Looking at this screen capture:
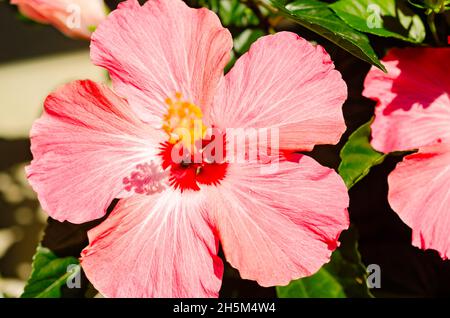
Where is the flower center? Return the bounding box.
[159,93,228,192]
[162,92,206,151]
[123,94,227,196]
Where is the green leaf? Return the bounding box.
[277,267,346,298]
[21,246,80,298]
[270,0,386,72]
[326,228,374,297]
[339,119,386,189]
[277,227,373,298]
[330,0,426,43]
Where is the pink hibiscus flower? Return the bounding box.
[11,0,107,39]
[27,0,349,297]
[364,47,450,259]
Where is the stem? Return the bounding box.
[427,12,442,45]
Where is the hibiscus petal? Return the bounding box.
[81,190,223,297]
[207,154,349,286]
[364,48,450,153]
[90,0,233,122]
[11,1,49,23]
[209,32,347,151]
[388,143,450,259]
[26,80,162,224]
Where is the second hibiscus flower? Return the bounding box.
[364,47,450,260]
[26,0,349,297]
[11,0,107,39]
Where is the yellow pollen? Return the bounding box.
[162,93,206,149]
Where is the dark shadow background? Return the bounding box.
[1,0,449,298]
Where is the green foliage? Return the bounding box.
[195,0,267,71]
[330,0,426,43]
[408,0,450,14]
[277,227,373,298]
[339,119,386,189]
[21,246,80,298]
[270,0,386,71]
[198,0,259,27]
[225,28,265,71]
[234,28,266,54]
